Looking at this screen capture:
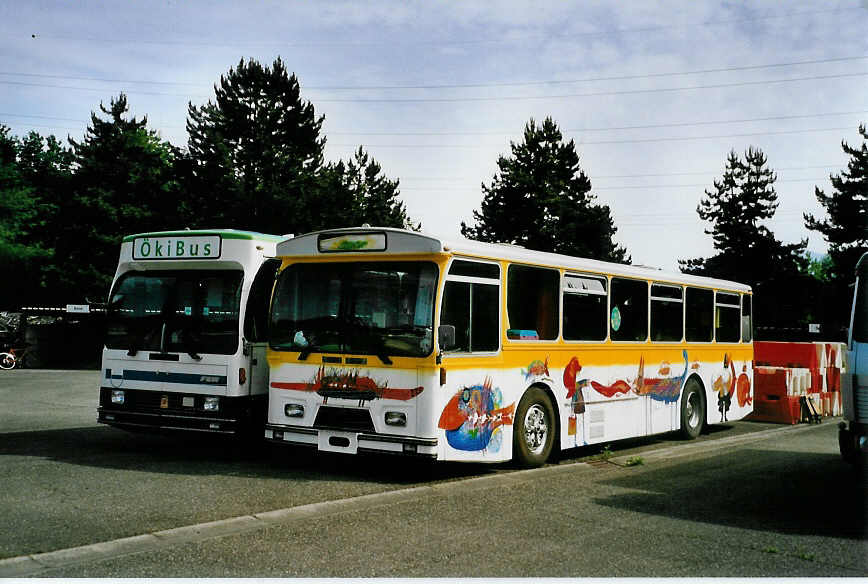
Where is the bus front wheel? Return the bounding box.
[680,380,704,440]
[513,387,556,468]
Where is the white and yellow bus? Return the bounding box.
[265,227,754,466]
[98,229,287,436]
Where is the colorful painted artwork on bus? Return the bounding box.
[270,366,424,404]
[522,356,550,381]
[737,365,752,407]
[635,350,689,404]
[713,356,736,421]
[563,357,589,439]
[438,377,515,452]
[565,350,690,404]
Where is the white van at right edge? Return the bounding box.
[840,251,868,463]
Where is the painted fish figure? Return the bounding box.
[737,365,752,407]
[635,350,689,404]
[271,366,423,404]
[438,377,515,452]
[522,356,550,380]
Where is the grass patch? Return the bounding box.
[624,456,644,467]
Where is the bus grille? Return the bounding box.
[856,380,868,423]
[314,407,375,432]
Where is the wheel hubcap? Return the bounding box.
[523,404,549,455]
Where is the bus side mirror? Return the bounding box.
[438,325,456,351]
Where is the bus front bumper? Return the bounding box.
[264,423,438,458]
[97,388,264,435]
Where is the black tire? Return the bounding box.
[838,424,863,466]
[679,379,705,440]
[513,387,556,467]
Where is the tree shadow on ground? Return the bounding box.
[0,425,488,485]
[592,445,866,540]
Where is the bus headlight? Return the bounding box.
[111,390,125,404]
[203,396,221,411]
[385,411,407,427]
[285,403,304,418]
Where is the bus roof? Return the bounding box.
[277,226,752,293]
[122,229,288,243]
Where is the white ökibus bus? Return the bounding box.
[264,227,754,466]
[98,229,286,435]
[840,251,868,463]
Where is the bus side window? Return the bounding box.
[610,277,648,342]
[685,287,713,342]
[244,259,281,342]
[715,292,741,342]
[650,283,683,342]
[563,274,607,341]
[440,259,500,353]
[741,294,753,342]
[506,264,559,340]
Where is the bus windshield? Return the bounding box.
[105,270,243,356]
[270,261,438,359]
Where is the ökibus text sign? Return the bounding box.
[133,235,222,260]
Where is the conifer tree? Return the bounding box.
[804,124,868,282]
[55,94,180,302]
[461,117,628,262]
[185,57,325,235]
[803,124,868,335]
[0,126,48,308]
[680,147,811,337]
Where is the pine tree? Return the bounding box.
[461,117,628,262]
[54,94,180,302]
[804,124,868,282]
[0,126,50,309]
[185,57,325,235]
[680,147,811,337]
[803,124,868,336]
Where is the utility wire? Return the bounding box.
[329,126,856,148]
[315,72,868,103]
[4,109,865,135]
[1,72,864,103]
[2,55,864,91]
[26,6,865,48]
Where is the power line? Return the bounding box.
[307,56,868,91]
[327,111,868,136]
[329,126,855,148]
[314,72,868,103]
[4,109,865,136]
[399,178,829,192]
[0,55,864,94]
[1,71,864,103]
[26,6,864,49]
[401,166,842,181]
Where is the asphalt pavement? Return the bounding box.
[1,369,865,577]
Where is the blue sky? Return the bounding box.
[1,0,866,269]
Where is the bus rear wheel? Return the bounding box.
[513,387,556,468]
[680,379,704,440]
